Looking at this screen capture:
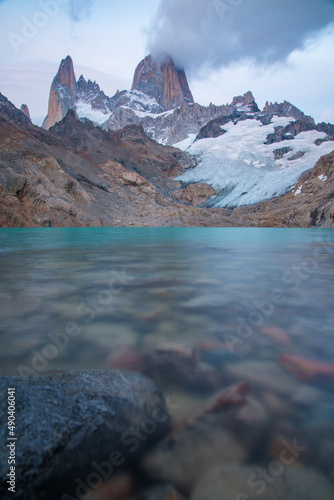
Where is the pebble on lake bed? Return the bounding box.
[191,464,334,500]
[90,473,133,500]
[125,484,187,500]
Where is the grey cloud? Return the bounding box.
[147,0,334,73]
[68,0,95,22]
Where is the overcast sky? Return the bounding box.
[0,0,333,125]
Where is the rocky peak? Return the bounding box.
[77,75,101,95]
[231,91,260,112]
[232,91,255,107]
[263,100,315,125]
[77,75,109,112]
[42,55,78,130]
[131,53,194,111]
[56,55,77,95]
[20,104,31,121]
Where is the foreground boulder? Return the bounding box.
[0,370,170,500]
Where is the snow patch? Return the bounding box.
[75,100,111,125]
[125,90,160,109]
[119,106,176,119]
[318,174,328,182]
[294,183,306,196]
[174,134,197,151]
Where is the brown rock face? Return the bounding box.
[131,54,194,111]
[20,104,31,121]
[173,183,220,206]
[42,55,78,130]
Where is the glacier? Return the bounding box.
[175,116,334,208]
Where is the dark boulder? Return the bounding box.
[0,370,170,500]
[196,121,227,141]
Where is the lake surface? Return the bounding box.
[1,228,334,497]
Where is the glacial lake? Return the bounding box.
[1,227,334,496]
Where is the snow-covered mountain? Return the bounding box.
[42,55,233,144]
[175,111,334,207]
[41,54,334,209]
[43,56,168,130]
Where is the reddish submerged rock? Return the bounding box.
[259,326,290,346]
[279,354,334,382]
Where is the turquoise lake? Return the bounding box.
[0,227,334,494]
[0,228,333,373]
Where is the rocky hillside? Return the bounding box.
[0,93,235,227]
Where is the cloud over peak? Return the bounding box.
[147,0,334,74]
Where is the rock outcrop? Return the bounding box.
[42,55,78,130]
[173,183,220,206]
[195,108,262,142]
[77,75,111,113]
[263,100,315,125]
[20,104,31,121]
[231,91,260,112]
[0,371,170,500]
[0,93,32,128]
[196,120,227,141]
[131,53,194,111]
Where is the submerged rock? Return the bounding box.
[259,326,290,346]
[144,345,224,392]
[191,464,334,500]
[279,354,334,383]
[0,371,170,500]
[143,424,246,494]
[142,384,255,494]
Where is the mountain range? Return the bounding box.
[0,53,333,227]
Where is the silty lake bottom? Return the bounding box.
[1,228,334,498]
